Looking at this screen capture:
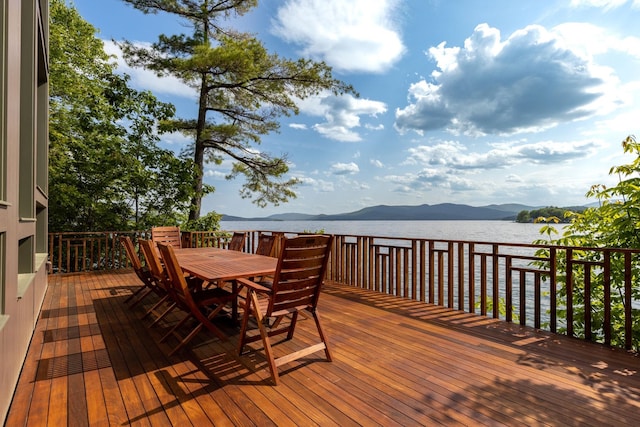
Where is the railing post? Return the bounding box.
[550,247,557,333]
[602,250,611,346]
[566,248,574,337]
[624,251,632,350]
[492,244,499,319]
[457,242,464,311]
[428,241,435,304]
[584,264,592,341]
[468,243,475,312]
[505,256,512,322]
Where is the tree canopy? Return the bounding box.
[515,206,585,223]
[533,135,640,350]
[119,0,356,220]
[49,0,199,232]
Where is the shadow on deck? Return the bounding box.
[7,270,640,426]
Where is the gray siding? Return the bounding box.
[0,0,49,424]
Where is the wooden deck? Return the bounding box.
[6,270,640,426]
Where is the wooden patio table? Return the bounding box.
[172,247,278,321]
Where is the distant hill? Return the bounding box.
[221,203,539,221]
[483,203,543,213]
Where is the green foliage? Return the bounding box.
[516,210,531,223]
[516,207,584,223]
[302,228,326,234]
[49,0,198,231]
[532,135,640,350]
[183,211,222,231]
[119,0,356,220]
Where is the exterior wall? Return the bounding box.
[0,0,49,424]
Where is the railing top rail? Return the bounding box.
[49,231,146,236]
[48,229,640,254]
[249,229,640,254]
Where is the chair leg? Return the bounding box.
[238,293,254,355]
[166,304,228,356]
[286,312,299,340]
[149,301,177,327]
[192,303,228,341]
[143,294,169,319]
[250,291,279,385]
[270,315,286,329]
[161,312,193,343]
[312,309,332,362]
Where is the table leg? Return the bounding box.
[232,280,238,324]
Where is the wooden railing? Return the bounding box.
[48,230,640,352]
[48,230,239,273]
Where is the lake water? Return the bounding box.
[221,219,572,329]
[220,219,560,244]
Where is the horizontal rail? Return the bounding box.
[48,229,640,352]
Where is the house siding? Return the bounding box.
[0,0,49,424]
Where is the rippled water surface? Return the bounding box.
[221,220,563,244]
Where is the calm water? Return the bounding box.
[220,219,559,244]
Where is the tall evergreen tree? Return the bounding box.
[119,0,355,220]
[49,0,197,231]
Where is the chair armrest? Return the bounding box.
[236,277,272,293]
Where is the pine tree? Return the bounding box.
[120,0,355,220]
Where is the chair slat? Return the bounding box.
[151,226,181,249]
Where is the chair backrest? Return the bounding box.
[139,239,166,284]
[120,235,150,283]
[228,232,246,252]
[267,234,334,317]
[120,236,142,271]
[151,226,181,249]
[157,243,193,304]
[255,234,277,257]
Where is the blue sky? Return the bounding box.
[72,0,640,217]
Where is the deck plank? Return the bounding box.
[7,270,640,426]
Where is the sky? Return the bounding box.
[71,0,640,217]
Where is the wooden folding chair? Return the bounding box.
[120,236,161,307]
[228,231,246,251]
[247,233,278,283]
[157,243,237,356]
[151,226,182,248]
[237,234,334,385]
[139,239,178,326]
[255,233,277,257]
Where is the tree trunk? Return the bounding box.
[188,70,209,221]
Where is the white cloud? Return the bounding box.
[383,169,478,193]
[552,22,640,59]
[331,162,360,175]
[289,123,308,130]
[370,159,384,168]
[271,0,405,73]
[404,139,604,170]
[395,23,623,137]
[103,40,197,99]
[159,131,192,147]
[296,176,335,192]
[297,92,387,142]
[204,169,226,179]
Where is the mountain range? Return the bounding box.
[221,203,542,221]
